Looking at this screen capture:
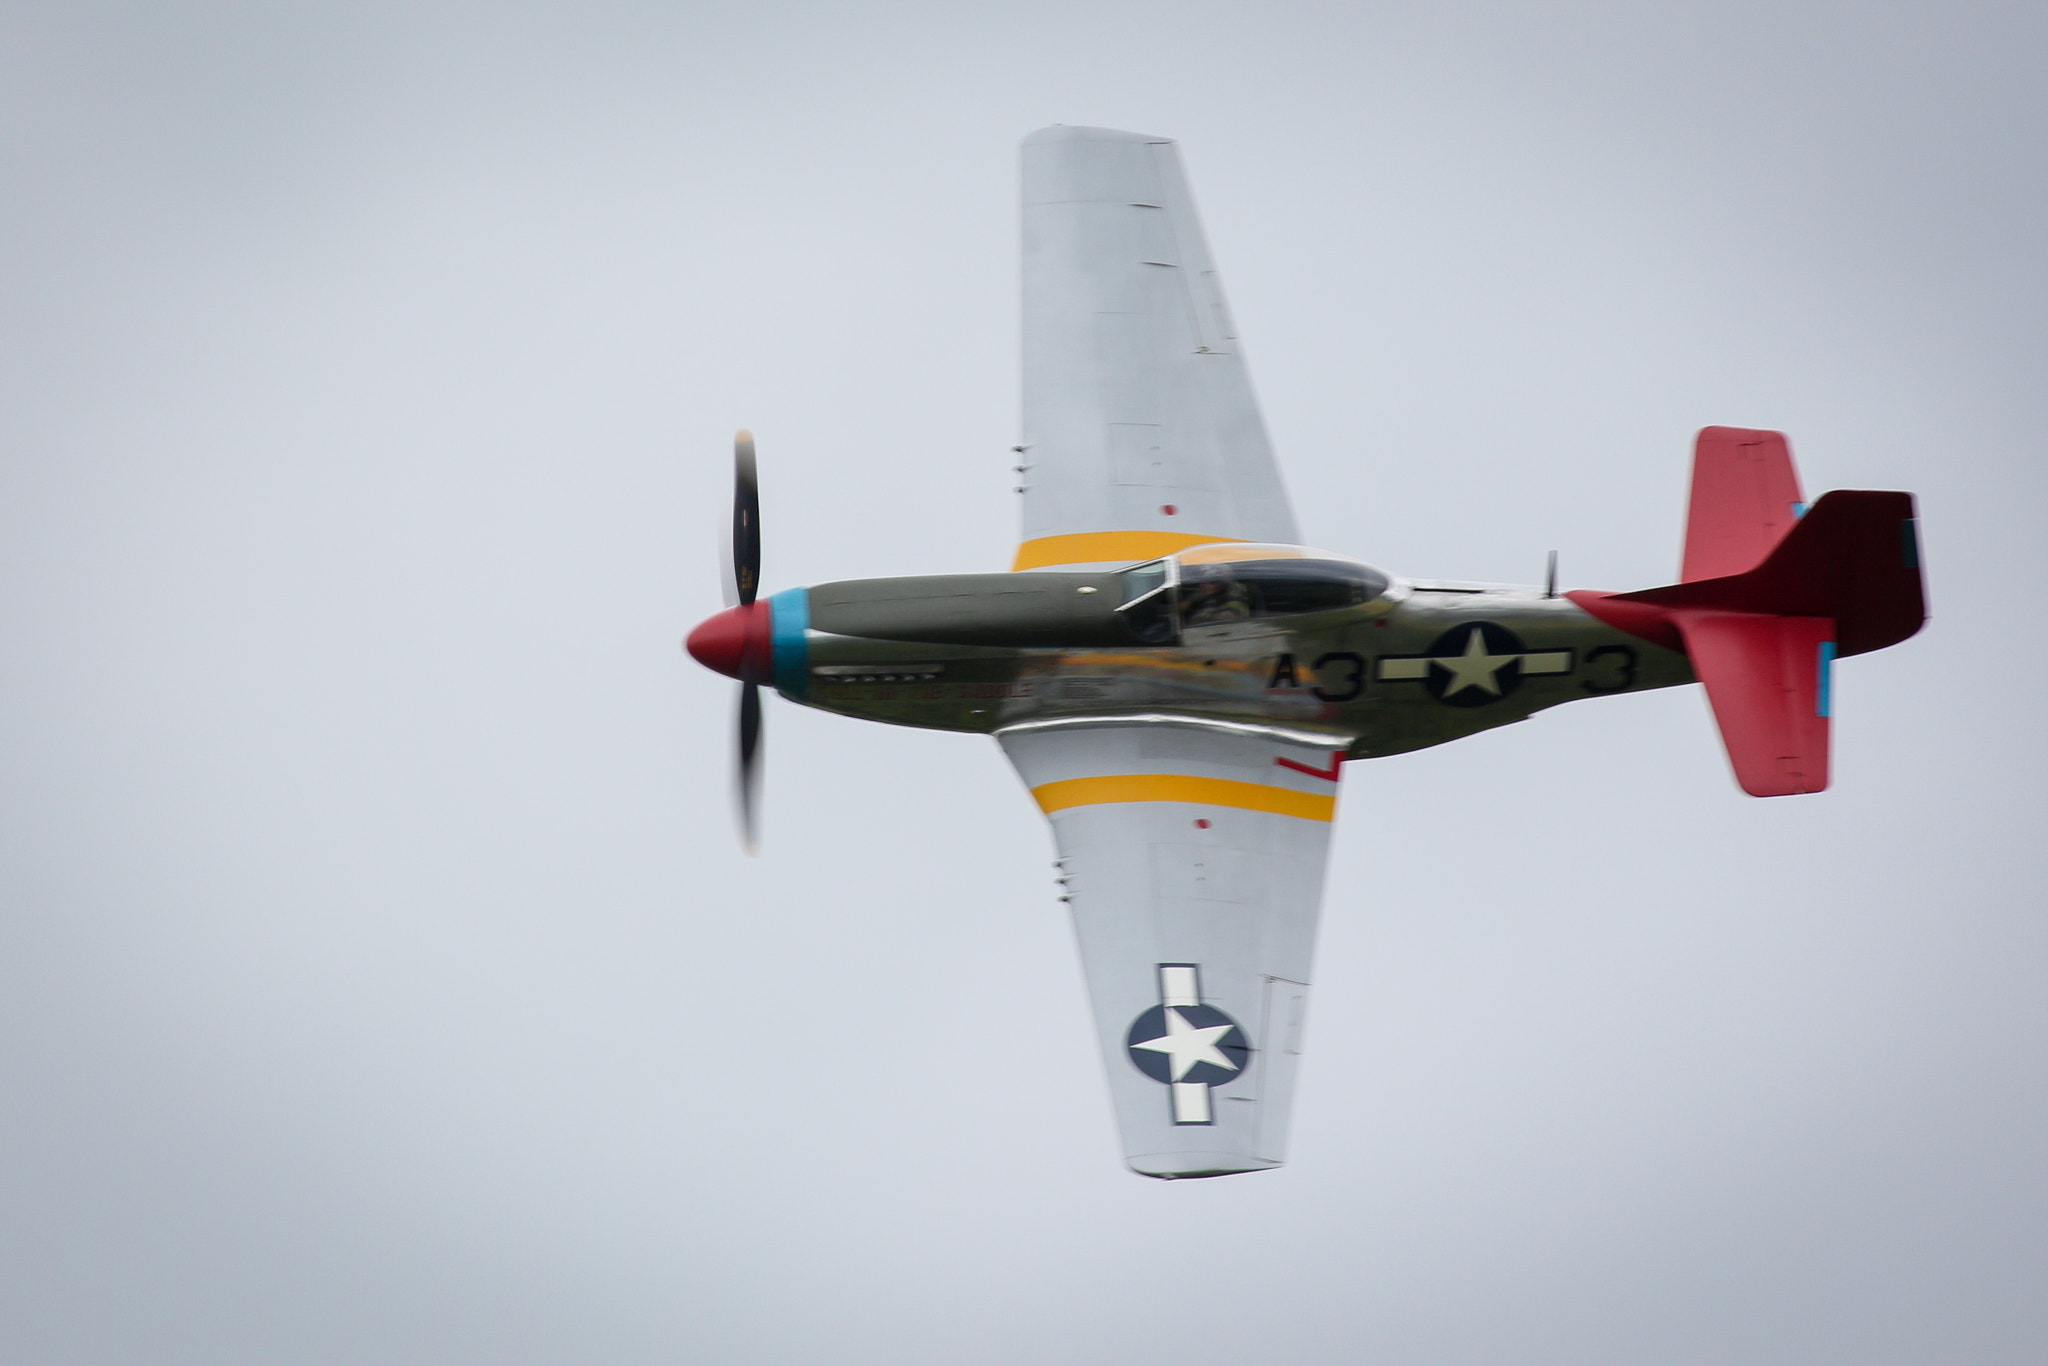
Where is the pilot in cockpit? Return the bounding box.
[1181,576,1254,626]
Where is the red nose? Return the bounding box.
[686,601,773,680]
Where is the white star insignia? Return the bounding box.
[1433,626,1517,697]
[1131,1007,1240,1081]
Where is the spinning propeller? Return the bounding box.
[687,429,770,850]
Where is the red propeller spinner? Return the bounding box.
[686,600,773,681]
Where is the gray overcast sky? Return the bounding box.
[4,3,2044,1363]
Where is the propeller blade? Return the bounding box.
[736,679,762,851]
[732,429,760,607]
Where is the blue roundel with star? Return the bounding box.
[1373,620,1575,709]
[1125,1004,1251,1087]
[1420,620,1531,707]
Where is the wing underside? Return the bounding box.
[1016,126,1299,571]
[998,718,1342,1176]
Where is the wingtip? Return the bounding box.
[1126,1153,1283,1179]
[1023,124,1171,146]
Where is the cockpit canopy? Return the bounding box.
[1117,544,1394,643]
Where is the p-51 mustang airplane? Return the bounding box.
[686,126,1926,1178]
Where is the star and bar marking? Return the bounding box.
[1376,622,1573,707]
[1125,964,1251,1124]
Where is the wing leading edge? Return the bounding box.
[998,718,1342,1177]
[1016,126,1299,571]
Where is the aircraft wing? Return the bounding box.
[1015,126,1300,571]
[998,717,1342,1177]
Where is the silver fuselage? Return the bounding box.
[785,568,1690,757]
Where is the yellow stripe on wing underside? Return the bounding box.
[1030,774,1337,822]
[1011,531,1241,571]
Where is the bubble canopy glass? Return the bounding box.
[1116,544,1393,642]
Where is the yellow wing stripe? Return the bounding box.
[1030,774,1337,822]
[1011,530,1241,571]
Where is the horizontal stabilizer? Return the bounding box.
[1679,612,1833,795]
[1683,427,1806,582]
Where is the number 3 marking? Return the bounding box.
[1581,644,1638,693]
[1311,652,1365,703]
